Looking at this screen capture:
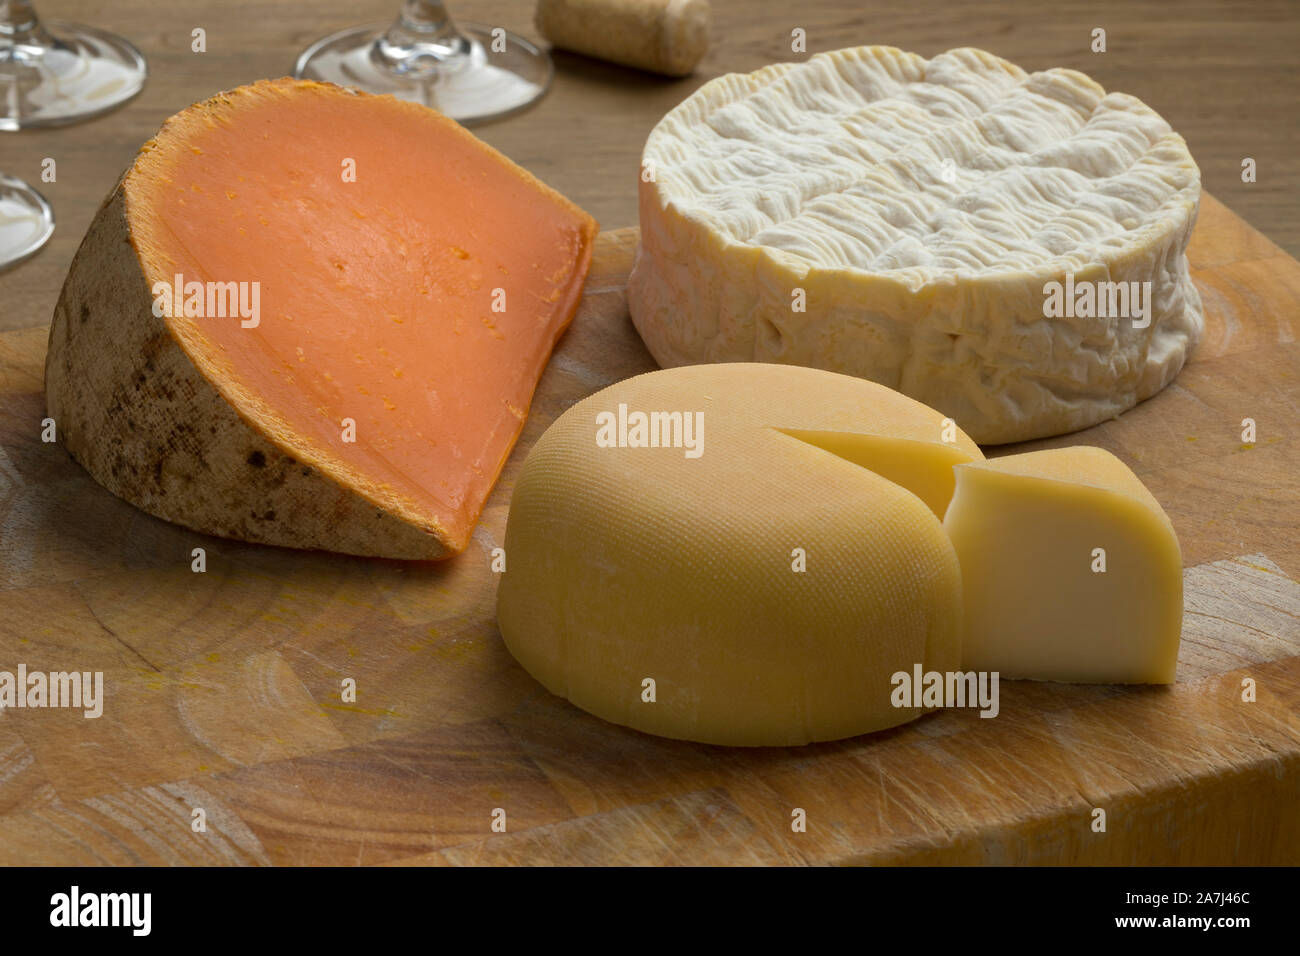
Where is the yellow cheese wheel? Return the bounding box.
[497,363,981,745]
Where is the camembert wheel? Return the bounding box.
[628,46,1203,444]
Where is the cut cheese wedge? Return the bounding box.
[774,430,974,519]
[497,363,983,746]
[943,447,1183,683]
[45,78,597,559]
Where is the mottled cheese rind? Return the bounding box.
[943,447,1183,683]
[628,46,1203,444]
[497,363,974,746]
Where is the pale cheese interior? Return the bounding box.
[944,447,1183,683]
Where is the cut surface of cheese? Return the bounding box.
[943,446,1183,683]
[774,430,976,519]
[497,363,982,746]
[628,46,1203,444]
[45,78,597,558]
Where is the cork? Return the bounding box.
[535,0,711,77]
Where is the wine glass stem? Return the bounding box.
[376,1,474,76]
[401,1,453,31]
[1,1,55,48]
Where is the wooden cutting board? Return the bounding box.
[0,195,1296,865]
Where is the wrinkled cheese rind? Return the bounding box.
[943,447,1183,683]
[628,46,1203,444]
[497,363,975,746]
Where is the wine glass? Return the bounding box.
[0,1,148,130]
[294,0,551,124]
[0,170,53,269]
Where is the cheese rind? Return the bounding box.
[497,363,975,746]
[628,46,1203,443]
[943,447,1183,683]
[45,78,596,559]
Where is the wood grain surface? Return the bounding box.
[0,195,1296,865]
[2,0,1299,333]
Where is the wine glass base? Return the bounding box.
[294,21,551,124]
[0,174,55,271]
[0,21,148,130]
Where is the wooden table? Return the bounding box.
[2,0,1299,333]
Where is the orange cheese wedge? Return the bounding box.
[46,78,597,559]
